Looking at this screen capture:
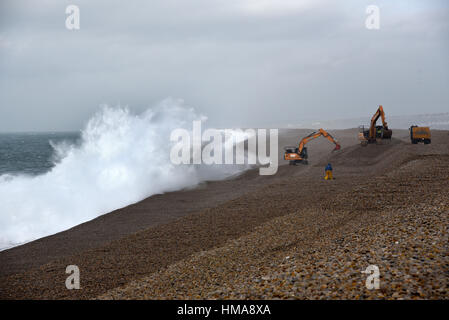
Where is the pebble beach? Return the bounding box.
[1,129,448,299]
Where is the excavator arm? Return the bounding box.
[369,105,390,140]
[284,128,341,165]
[297,128,341,154]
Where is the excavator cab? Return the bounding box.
[284,146,308,165]
[359,125,369,139]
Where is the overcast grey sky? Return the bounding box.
[0,0,448,131]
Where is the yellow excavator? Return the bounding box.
[284,128,341,165]
[359,105,393,146]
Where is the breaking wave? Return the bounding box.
[0,99,247,249]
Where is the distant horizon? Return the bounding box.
[0,110,448,133]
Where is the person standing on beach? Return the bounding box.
[324,163,333,180]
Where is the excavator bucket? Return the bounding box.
[382,128,393,139]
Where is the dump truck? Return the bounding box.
[410,125,431,144]
[284,128,341,165]
[359,105,393,146]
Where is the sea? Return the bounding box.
[0,132,80,176]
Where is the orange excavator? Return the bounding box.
[284,128,341,165]
[358,105,393,146]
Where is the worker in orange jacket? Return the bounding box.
[324,163,333,180]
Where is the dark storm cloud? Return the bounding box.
[0,0,448,131]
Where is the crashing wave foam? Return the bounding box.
[0,99,247,250]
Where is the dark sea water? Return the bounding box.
[0,132,80,176]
